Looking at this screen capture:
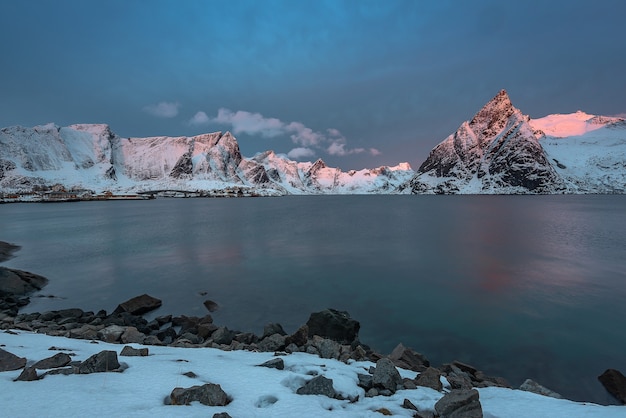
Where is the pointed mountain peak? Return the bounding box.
[468,89,518,138]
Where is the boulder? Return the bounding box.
[14,366,39,381]
[120,327,147,344]
[0,267,48,295]
[416,367,443,391]
[598,369,626,404]
[0,241,20,262]
[113,294,162,315]
[211,327,235,345]
[372,358,403,393]
[0,348,26,371]
[262,323,287,339]
[77,350,121,374]
[203,299,219,312]
[285,324,308,347]
[120,346,149,357]
[310,336,341,359]
[519,378,562,399]
[168,383,230,406]
[33,353,72,369]
[258,358,284,370]
[306,309,360,344]
[258,333,286,352]
[296,375,336,398]
[434,389,483,418]
[389,343,429,372]
[97,325,127,343]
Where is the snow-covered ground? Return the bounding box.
[1,330,623,417]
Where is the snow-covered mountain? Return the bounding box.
[0,123,413,195]
[406,90,626,194]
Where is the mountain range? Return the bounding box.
[1,90,624,195]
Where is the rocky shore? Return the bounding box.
[1,241,625,416]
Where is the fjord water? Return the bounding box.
[1,195,625,403]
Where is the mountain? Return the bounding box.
[0,123,413,195]
[406,90,626,194]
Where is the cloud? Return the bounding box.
[214,108,284,137]
[188,111,210,126]
[287,147,316,159]
[143,101,181,118]
[211,108,381,160]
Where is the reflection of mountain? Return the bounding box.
[407,90,626,194]
[0,124,413,195]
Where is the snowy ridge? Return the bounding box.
[0,125,413,195]
[406,91,626,194]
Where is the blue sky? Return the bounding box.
[1,0,625,169]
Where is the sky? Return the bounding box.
[1,330,625,417]
[1,0,625,170]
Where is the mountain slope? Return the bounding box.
[408,90,565,194]
[0,124,413,195]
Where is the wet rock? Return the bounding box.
[0,267,48,296]
[598,369,626,404]
[434,388,483,418]
[519,378,562,399]
[120,346,149,357]
[113,294,162,316]
[258,358,284,370]
[416,367,443,391]
[0,241,20,262]
[168,383,230,406]
[296,375,336,398]
[203,299,219,312]
[306,309,360,344]
[77,350,121,374]
[389,343,429,372]
[358,373,373,390]
[33,352,72,369]
[372,358,403,393]
[0,348,26,371]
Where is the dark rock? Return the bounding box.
[0,241,20,263]
[452,360,478,376]
[0,348,26,371]
[57,308,85,320]
[0,267,48,295]
[519,378,562,399]
[358,373,373,390]
[434,389,483,418]
[120,346,149,357]
[309,335,341,360]
[598,369,626,404]
[306,309,360,344]
[203,299,219,312]
[42,367,75,377]
[155,314,172,326]
[285,324,308,347]
[97,325,126,343]
[168,383,230,406]
[120,327,146,344]
[402,378,417,389]
[77,350,121,374]
[402,398,418,411]
[416,367,443,391]
[234,332,257,345]
[258,358,284,370]
[14,366,39,381]
[213,413,232,418]
[372,358,403,393]
[262,323,287,339]
[178,332,202,345]
[33,352,72,369]
[113,294,162,315]
[296,375,336,398]
[389,343,429,372]
[258,333,286,352]
[156,326,178,344]
[183,371,197,378]
[211,327,235,345]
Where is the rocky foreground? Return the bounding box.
[1,242,625,416]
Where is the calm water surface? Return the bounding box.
[1,195,625,404]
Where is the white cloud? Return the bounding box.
[287,147,316,159]
[211,108,381,159]
[143,101,180,118]
[214,108,284,137]
[188,111,210,126]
